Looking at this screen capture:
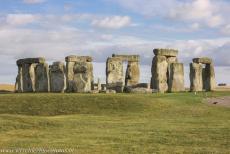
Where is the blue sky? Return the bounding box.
[0,0,230,85]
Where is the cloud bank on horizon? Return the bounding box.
[0,0,230,84]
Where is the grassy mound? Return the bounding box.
[0,92,229,153]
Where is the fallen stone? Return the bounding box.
[106,82,124,93]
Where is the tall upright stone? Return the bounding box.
[72,61,92,92]
[65,55,93,92]
[125,61,140,86]
[49,62,66,92]
[106,57,124,92]
[190,62,203,92]
[35,63,49,92]
[168,63,184,92]
[151,55,168,92]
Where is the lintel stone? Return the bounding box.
[153,49,178,57]
[17,57,45,66]
[192,57,213,64]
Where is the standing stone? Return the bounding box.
[65,55,93,92]
[49,62,66,92]
[125,61,140,86]
[35,63,49,92]
[168,63,184,92]
[190,63,203,92]
[15,66,23,92]
[21,63,37,92]
[151,55,168,92]
[106,57,124,92]
[72,61,92,92]
[203,63,216,91]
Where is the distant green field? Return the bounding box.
[0,92,229,154]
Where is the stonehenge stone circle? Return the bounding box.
[190,57,216,92]
[151,49,185,92]
[49,61,66,92]
[15,50,216,93]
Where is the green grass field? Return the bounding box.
[0,92,229,154]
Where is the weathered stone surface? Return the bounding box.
[106,82,124,93]
[21,63,37,92]
[203,63,216,91]
[151,55,168,92]
[65,61,75,92]
[72,61,92,93]
[167,57,178,63]
[125,61,140,86]
[153,49,178,57]
[65,55,93,92]
[17,57,45,66]
[168,63,184,92]
[112,54,140,62]
[65,55,92,62]
[106,57,124,92]
[190,62,203,92]
[35,63,49,92]
[193,57,212,64]
[49,62,66,92]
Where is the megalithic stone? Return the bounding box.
[151,55,168,92]
[168,63,185,92]
[203,63,216,91]
[65,55,93,92]
[49,62,66,92]
[21,63,37,92]
[106,57,124,92]
[190,62,203,92]
[72,61,92,93]
[35,63,50,92]
[15,66,23,92]
[125,61,140,86]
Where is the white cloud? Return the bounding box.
[91,16,131,29]
[113,0,230,33]
[23,0,45,4]
[6,14,38,26]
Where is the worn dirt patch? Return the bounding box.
[206,96,230,108]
